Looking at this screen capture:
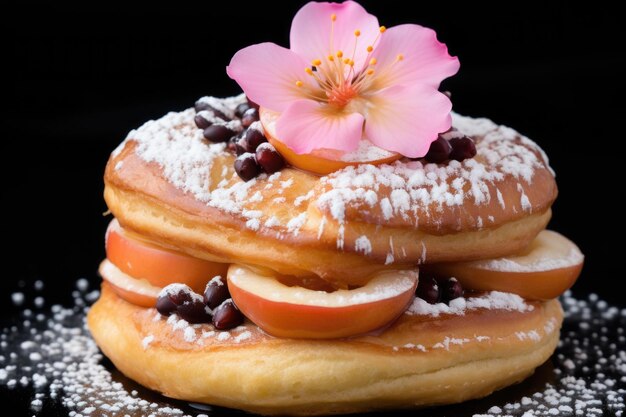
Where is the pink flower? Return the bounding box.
[227,1,459,158]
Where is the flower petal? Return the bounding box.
[370,24,459,89]
[364,85,452,158]
[290,1,379,70]
[226,43,313,112]
[276,100,364,154]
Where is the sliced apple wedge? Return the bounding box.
[99,259,161,307]
[425,230,583,300]
[228,265,418,339]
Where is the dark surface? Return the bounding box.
[3,2,626,415]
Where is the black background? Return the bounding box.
[4,1,625,313]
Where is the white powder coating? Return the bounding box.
[286,212,307,236]
[118,97,551,241]
[1,287,624,416]
[317,112,550,228]
[141,335,154,350]
[183,327,196,342]
[473,230,584,273]
[354,235,372,255]
[234,331,252,343]
[481,251,583,273]
[407,291,534,317]
[256,142,276,153]
[207,276,224,287]
[196,94,245,120]
[216,332,231,341]
[158,283,204,303]
[339,139,396,162]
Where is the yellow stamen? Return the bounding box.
[312,59,322,66]
[349,60,355,67]
[336,50,343,58]
[354,29,361,37]
[366,45,373,53]
[397,54,404,61]
[343,58,350,64]
[327,55,334,62]
[331,13,336,21]
[305,67,314,75]
[367,69,375,75]
[379,26,386,33]
[369,58,377,65]
[295,80,303,87]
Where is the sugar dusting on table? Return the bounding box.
[0,281,624,416]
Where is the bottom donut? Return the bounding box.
[87,284,563,416]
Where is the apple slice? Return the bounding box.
[99,259,161,307]
[260,107,402,175]
[425,230,583,300]
[227,265,418,339]
[106,219,228,294]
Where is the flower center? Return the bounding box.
[295,16,399,112]
[327,83,357,108]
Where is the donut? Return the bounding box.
[88,284,563,415]
[89,86,582,413]
[104,105,556,286]
[89,2,582,413]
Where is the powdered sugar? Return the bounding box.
[355,235,372,255]
[195,94,245,120]
[317,112,551,230]
[407,291,535,317]
[117,97,552,243]
[474,230,584,273]
[158,283,203,303]
[2,284,623,416]
[339,139,396,162]
[482,250,583,273]
[141,335,154,350]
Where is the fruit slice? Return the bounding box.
[227,265,418,339]
[99,259,161,307]
[106,219,228,294]
[425,230,583,300]
[259,107,402,175]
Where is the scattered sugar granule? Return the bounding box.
[1,282,623,417]
[11,292,24,306]
[76,278,89,292]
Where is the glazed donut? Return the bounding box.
[104,103,556,286]
[88,284,563,416]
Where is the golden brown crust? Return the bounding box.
[104,141,552,285]
[103,108,556,284]
[88,285,563,415]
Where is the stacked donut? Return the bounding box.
[88,94,583,415]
